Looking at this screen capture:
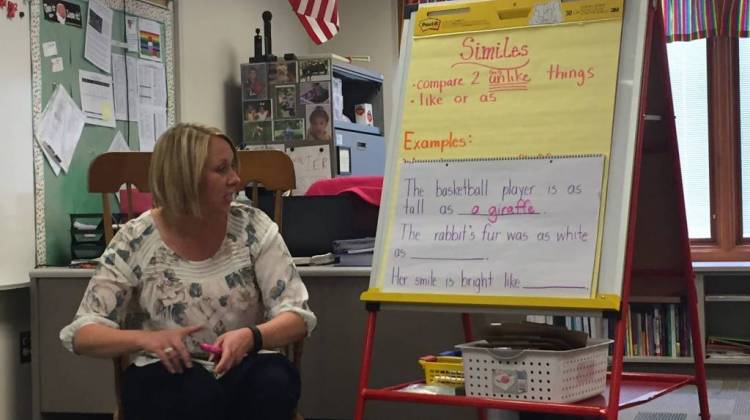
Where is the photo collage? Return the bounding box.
[241,57,332,145]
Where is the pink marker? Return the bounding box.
[200,343,223,356]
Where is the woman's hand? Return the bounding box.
[137,325,203,374]
[213,327,254,375]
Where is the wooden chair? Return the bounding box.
[88,149,303,420]
[88,152,152,420]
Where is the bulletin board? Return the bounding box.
[30,0,175,266]
[362,0,651,311]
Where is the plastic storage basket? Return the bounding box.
[456,338,612,403]
[418,355,464,387]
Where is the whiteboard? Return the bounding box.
[0,6,36,288]
[365,0,650,310]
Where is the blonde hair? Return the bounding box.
[149,123,237,221]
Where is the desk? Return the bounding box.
[30,267,498,420]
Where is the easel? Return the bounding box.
[353,1,710,419]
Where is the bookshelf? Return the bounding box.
[526,262,750,365]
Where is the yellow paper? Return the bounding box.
[373,11,623,303]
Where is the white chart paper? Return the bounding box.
[381,156,605,298]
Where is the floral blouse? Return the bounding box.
[60,202,316,363]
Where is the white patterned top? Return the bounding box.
[60,202,316,363]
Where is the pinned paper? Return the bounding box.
[112,53,139,121]
[79,69,116,127]
[51,57,64,73]
[138,18,162,62]
[286,145,331,195]
[125,15,138,52]
[36,85,86,174]
[108,130,130,152]
[84,0,113,73]
[42,41,58,57]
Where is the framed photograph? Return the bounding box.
[298,58,330,82]
[273,119,305,142]
[243,121,273,143]
[243,100,272,122]
[43,0,83,27]
[299,81,330,105]
[274,85,298,119]
[337,146,352,175]
[305,105,332,142]
[241,64,268,100]
[268,61,298,85]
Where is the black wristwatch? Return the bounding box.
[248,325,263,353]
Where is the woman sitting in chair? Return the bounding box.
[60,123,316,420]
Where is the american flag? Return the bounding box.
[288,0,340,45]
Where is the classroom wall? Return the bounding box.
[0,5,36,284]
[175,0,315,141]
[0,3,35,419]
[308,0,400,141]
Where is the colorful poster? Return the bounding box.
[138,18,162,62]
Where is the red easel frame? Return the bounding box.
[353,2,711,419]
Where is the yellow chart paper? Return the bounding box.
[367,1,624,308]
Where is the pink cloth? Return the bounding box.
[305,176,383,206]
[118,188,153,214]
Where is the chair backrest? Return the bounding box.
[88,152,152,243]
[237,150,296,232]
[87,150,300,419]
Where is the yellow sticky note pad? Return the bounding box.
[101,104,113,122]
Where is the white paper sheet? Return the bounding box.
[125,15,138,52]
[138,104,167,152]
[285,145,331,195]
[108,131,130,152]
[84,0,113,73]
[138,17,162,62]
[79,69,116,127]
[112,53,139,121]
[35,85,86,174]
[137,59,166,107]
[51,57,64,73]
[42,41,57,57]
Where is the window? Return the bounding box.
[667,40,711,239]
[661,0,750,259]
[740,38,750,237]
[669,34,749,260]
